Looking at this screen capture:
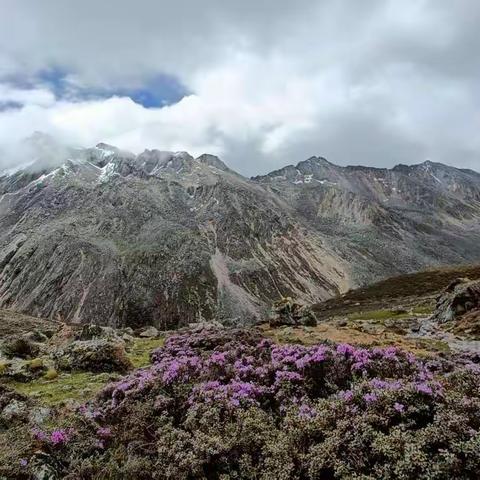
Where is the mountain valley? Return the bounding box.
[1,134,480,327]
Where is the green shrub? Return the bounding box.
[44,368,58,380]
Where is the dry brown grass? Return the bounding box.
[313,264,480,320]
[0,309,61,337]
[259,323,449,357]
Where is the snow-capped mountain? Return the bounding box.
[0,135,479,327]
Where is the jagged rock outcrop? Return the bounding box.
[432,278,480,323]
[0,134,479,328]
[268,297,317,327]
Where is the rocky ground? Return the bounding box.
[1,265,480,478]
[1,321,480,479]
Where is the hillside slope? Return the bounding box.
[1,135,480,327]
[0,140,347,327]
[254,157,480,285]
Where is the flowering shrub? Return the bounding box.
[32,427,73,446]
[19,328,480,478]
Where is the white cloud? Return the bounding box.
[0,84,55,107]
[0,0,479,175]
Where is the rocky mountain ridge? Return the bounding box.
[0,134,479,327]
[254,156,480,285]
[0,138,347,327]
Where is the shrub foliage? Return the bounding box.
[8,328,480,479]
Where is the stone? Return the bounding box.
[361,323,386,335]
[139,326,160,338]
[410,320,421,333]
[122,333,135,344]
[2,357,47,382]
[53,339,132,373]
[77,324,104,340]
[77,324,122,342]
[121,327,135,336]
[29,406,52,425]
[31,453,61,480]
[432,278,480,324]
[0,399,28,426]
[269,297,317,328]
[0,385,31,428]
[1,335,40,359]
[334,317,348,327]
[187,321,224,332]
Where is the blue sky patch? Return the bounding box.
[2,67,189,109]
[116,76,189,108]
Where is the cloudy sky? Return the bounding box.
[0,0,479,175]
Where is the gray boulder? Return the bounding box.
[269,297,317,327]
[53,339,132,373]
[187,321,224,332]
[0,385,31,429]
[76,324,123,342]
[432,278,480,323]
[139,326,159,338]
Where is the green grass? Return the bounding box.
[345,304,433,322]
[412,305,434,315]
[9,337,166,405]
[128,337,165,368]
[313,264,480,321]
[11,371,115,405]
[341,264,480,303]
[413,338,451,354]
[348,309,411,321]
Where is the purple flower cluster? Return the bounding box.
[32,427,73,446]
[23,328,480,479]
[92,328,439,419]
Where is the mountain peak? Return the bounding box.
[297,156,332,168]
[196,153,230,172]
[95,142,120,152]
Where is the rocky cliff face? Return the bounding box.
[254,157,480,286]
[0,140,347,327]
[0,137,479,327]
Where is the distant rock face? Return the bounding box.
[0,139,347,328]
[0,136,480,328]
[254,157,480,286]
[432,278,480,323]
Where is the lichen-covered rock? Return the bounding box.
[0,385,30,429]
[2,357,48,382]
[0,398,28,428]
[53,339,132,373]
[432,278,480,323]
[138,326,159,338]
[76,324,123,342]
[30,453,61,480]
[0,335,40,359]
[187,320,224,332]
[268,297,317,327]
